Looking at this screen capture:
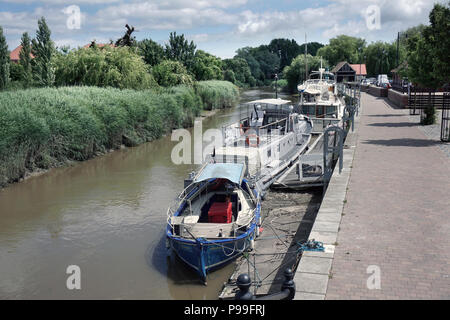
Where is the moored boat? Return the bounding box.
[214,98,313,192]
[298,64,345,133]
[166,163,261,283]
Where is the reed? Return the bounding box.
[0,81,238,187]
[194,80,240,110]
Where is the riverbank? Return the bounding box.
[0,81,239,188]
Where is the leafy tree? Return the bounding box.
[54,46,158,89]
[222,57,256,87]
[235,47,263,83]
[0,26,10,89]
[152,60,194,87]
[268,38,301,72]
[363,41,401,76]
[191,50,223,81]
[283,54,328,93]
[138,38,165,66]
[425,3,450,87]
[405,3,450,124]
[399,24,427,47]
[223,69,236,84]
[19,32,33,86]
[32,17,55,86]
[9,61,23,82]
[317,35,365,66]
[251,45,280,84]
[406,2,450,88]
[299,42,325,57]
[165,32,196,71]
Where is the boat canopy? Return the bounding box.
[194,163,245,185]
[245,98,292,105]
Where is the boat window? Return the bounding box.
[316,106,324,118]
[267,149,271,158]
[302,106,315,116]
[326,106,336,117]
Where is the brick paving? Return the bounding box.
[326,93,450,300]
[408,110,450,158]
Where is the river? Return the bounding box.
[0,88,295,299]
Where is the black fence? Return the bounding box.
[442,93,450,142]
[391,81,408,94]
[407,87,450,142]
[408,87,448,115]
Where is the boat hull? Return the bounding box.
[167,203,260,282]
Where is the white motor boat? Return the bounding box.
[213,98,313,192]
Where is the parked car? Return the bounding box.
[381,82,391,89]
[367,77,377,85]
[361,78,376,85]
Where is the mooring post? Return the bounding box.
[280,268,296,300]
[235,273,255,300]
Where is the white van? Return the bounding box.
[377,74,388,87]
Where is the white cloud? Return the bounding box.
[92,1,239,32]
[1,0,443,58]
[0,0,121,4]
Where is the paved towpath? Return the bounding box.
[326,93,450,299]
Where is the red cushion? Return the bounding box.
[208,202,232,223]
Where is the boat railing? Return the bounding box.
[168,206,257,239]
[310,118,341,133]
[167,184,259,231]
[222,117,288,146]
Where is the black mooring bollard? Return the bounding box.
[235,273,254,300]
[281,268,296,300]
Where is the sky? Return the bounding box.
[0,0,444,58]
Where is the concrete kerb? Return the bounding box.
[293,105,360,300]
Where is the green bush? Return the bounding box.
[152,60,194,87]
[194,80,239,110]
[54,46,158,90]
[421,105,436,125]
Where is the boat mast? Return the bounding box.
[305,33,308,82]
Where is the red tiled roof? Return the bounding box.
[10,45,34,62]
[349,64,367,75]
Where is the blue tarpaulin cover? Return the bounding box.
[194,163,244,184]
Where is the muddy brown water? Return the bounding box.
[0,88,296,299]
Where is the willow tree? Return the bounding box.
[19,32,33,86]
[165,32,196,72]
[32,17,55,86]
[0,26,10,89]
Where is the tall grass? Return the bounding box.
[194,80,240,110]
[0,81,239,186]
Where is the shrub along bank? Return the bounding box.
[0,80,239,187]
